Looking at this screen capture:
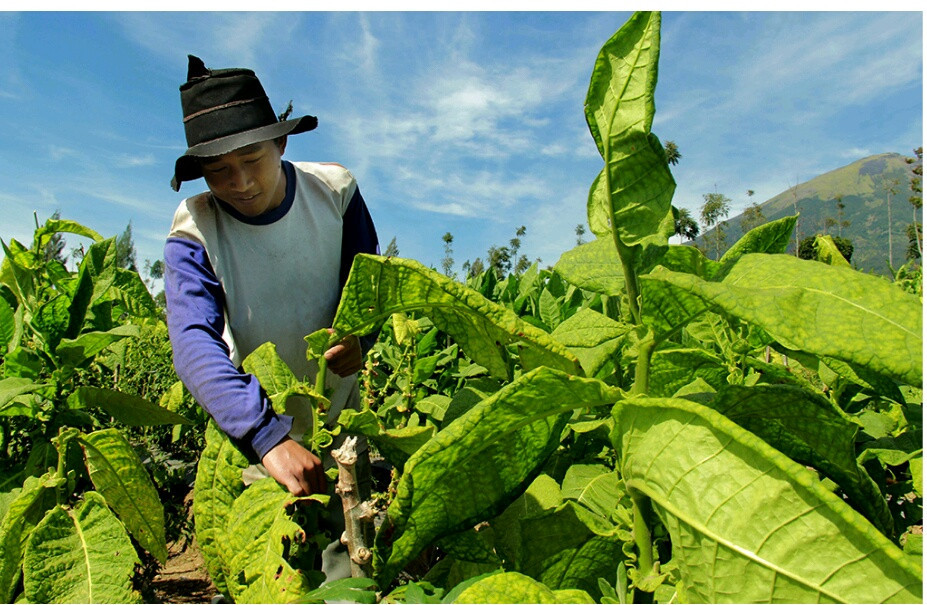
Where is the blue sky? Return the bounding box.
[0,11,922,284]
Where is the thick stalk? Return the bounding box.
[631,491,655,603]
[55,428,68,505]
[332,436,374,578]
[631,335,656,396]
[315,354,329,396]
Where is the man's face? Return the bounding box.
[200,139,287,217]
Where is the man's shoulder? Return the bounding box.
[169,191,215,243]
[290,161,357,195]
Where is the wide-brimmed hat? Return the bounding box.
[171,55,317,191]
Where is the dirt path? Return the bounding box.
[150,539,218,604]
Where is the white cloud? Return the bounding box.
[114,153,157,168]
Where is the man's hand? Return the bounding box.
[324,332,363,376]
[261,437,326,496]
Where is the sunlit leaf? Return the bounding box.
[612,396,922,602]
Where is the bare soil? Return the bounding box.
[150,539,218,604]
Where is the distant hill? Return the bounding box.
[694,152,921,275]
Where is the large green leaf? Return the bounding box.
[334,254,580,381]
[491,472,624,598]
[648,347,728,397]
[193,420,250,594]
[56,324,139,368]
[453,571,593,604]
[708,384,894,538]
[78,428,168,563]
[584,11,675,267]
[717,215,798,269]
[22,491,141,604]
[612,396,922,603]
[373,367,621,587]
[561,463,624,520]
[553,237,625,296]
[110,268,158,318]
[0,295,15,352]
[32,219,103,253]
[643,254,922,385]
[0,239,35,307]
[0,377,42,413]
[0,472,57,603]
[550,307,631,377]
[224,477,328,602]
[68,387,192,426]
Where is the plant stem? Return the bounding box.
[631,491,655,604]
[631,335,656,396]
[316,355,329,396]
[332,436,374,578]
[55,428,68,505]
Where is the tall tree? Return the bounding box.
[739,192,766,234]
[906,147,923,259]
[700,192,731,260]
[879,176,901,269]
[673,207,699,242]
[441,232,454,277]
[663,140,681,166]
[575,224,586,246]
[788,179,801,256]
[383,236,400,257]
[39,210,66,264]
[115,221,137,271]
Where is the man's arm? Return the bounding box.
[164,237,325,495]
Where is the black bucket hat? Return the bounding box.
[171,55,317,191]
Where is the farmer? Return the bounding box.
[163,56,378,503]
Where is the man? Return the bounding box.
[164,55,378,498]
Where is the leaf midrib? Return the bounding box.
[627,478,846,602]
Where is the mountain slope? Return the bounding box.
[697,153,920,275]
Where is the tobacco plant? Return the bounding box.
[0,219,191,602]
[191,11,921,604]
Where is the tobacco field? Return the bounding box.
[1,10,923,605]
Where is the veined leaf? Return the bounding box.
[561,463,624,520]
[0,377,42,412]
[0,295,15,352]
[334,254,580,381]
[110,268,157,318]
[648,348,728,397]
[643,254,922,385]
[813,234,852,267]
[0,472,57,603]
[0,239,35,306]
[56,324,139,368]
[22,492,141,604]
[32,219,103,253]
[68,387,192,426]
[78,428,168,563]
[639,276,710,341]
[64,261,95,340]
[717,215,798,269]
[193,420,250,594]
[553,237,625,296]
[584,11,676,271]
[612,396,922,603]
[709,384,894,537]
[224,477,328,602]
[373,367,621,588]
[241,341,298,401]
[454,571,593,604]
[551,307,631,377]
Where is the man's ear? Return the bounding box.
[276,136,288,155]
